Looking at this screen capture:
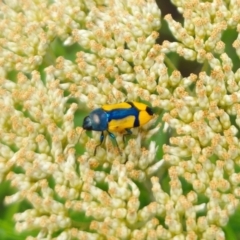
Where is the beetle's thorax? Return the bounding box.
[90,108,108,131]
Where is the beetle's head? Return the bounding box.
[82,116,92,130]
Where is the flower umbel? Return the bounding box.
[1,0,240,239]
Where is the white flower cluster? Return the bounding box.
[1,0,240,239]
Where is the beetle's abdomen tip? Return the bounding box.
[146,106,154,116]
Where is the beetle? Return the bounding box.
[82,101,154,155]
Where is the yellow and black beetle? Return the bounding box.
[82,102,154,155]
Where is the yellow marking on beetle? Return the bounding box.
[108,116,136,132]
[139,110,154,126]
[102,102,132,111]
[102,101,151,111]
[131,102,150,111]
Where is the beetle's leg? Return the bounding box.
[123,129,132,143]
[107,131,121,155]
[94,131,104,155]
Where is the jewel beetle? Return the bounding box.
[82,101,154,155]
